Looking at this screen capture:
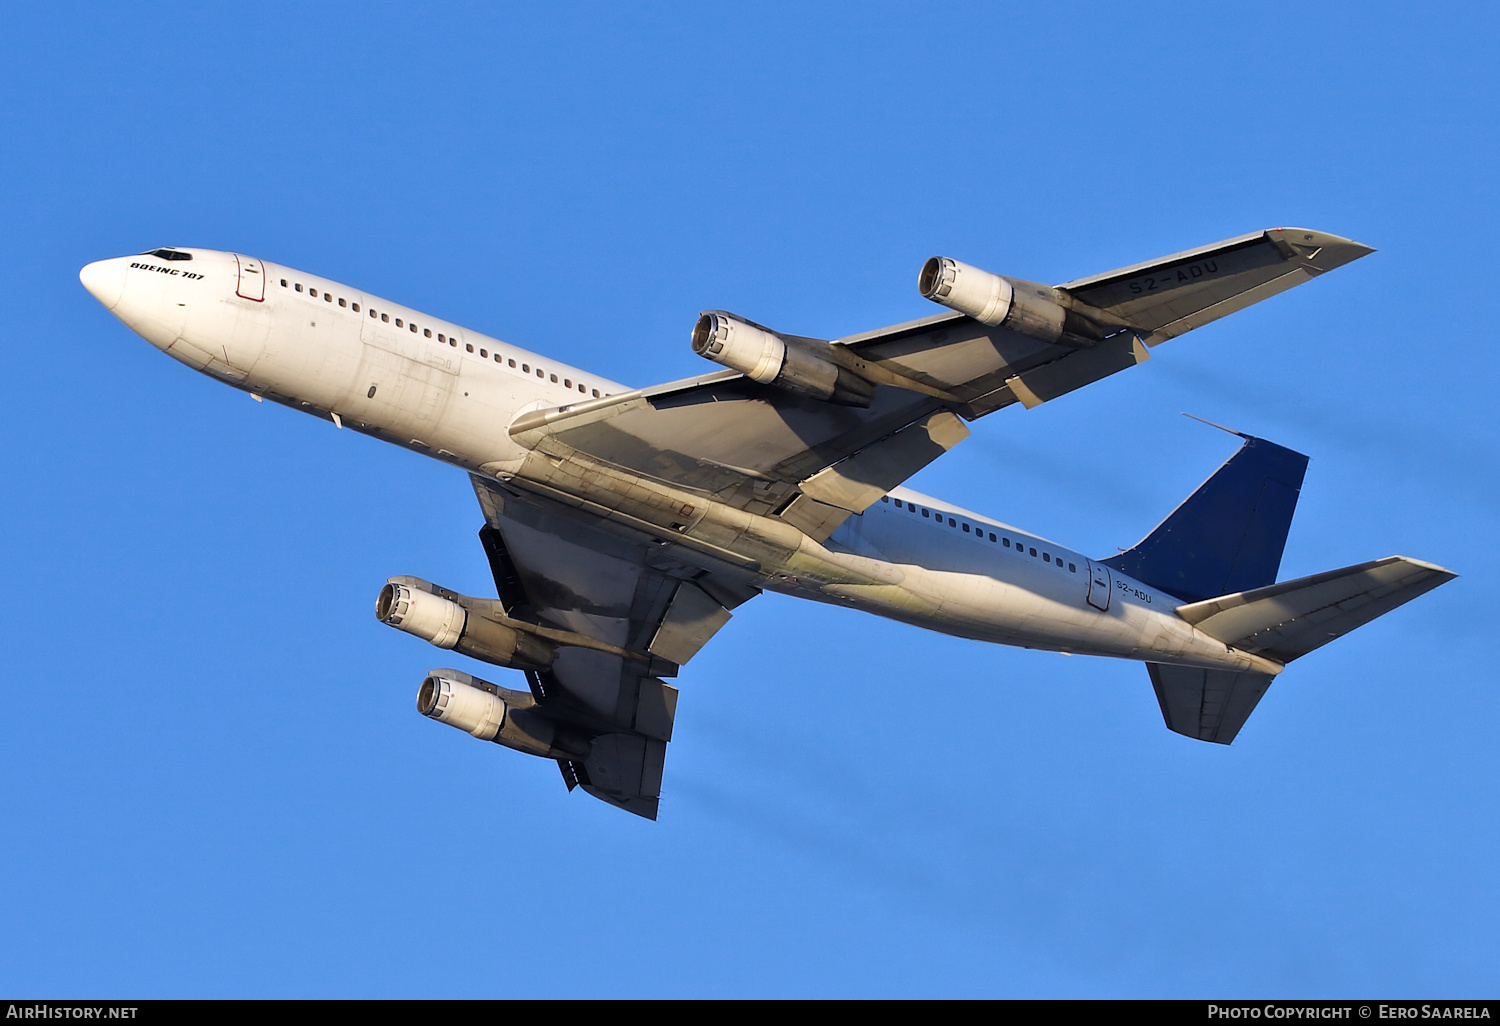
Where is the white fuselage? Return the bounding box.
[80,248,1279,675]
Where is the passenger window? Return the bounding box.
[989,532,996,542]
[381,313,389,322]
[424,329,431,338]
[1043,553,1051,563]
[564,379,572,388]
[295,284,303,292]
[494,353,502,363]
[1029,547,1037,556]
[480,348,487,357]
[280,279,288,287]
[921,509,929,518]
[591,389,599,397]
[410,323,417,333]
[962,523,970,533]
[438,334,445,342]
[522,364,529,372]
[537,369,544,378]
[510,359,517,368]
[1068,563,1077,572]
[395,318,402,327]
[338,298,346,307]
[310,289,317,298]
[465,343,474,352]
[1003,538,1010,547]
[550,374,558,382]
[881,496,889,503]
[947,517,956,527]
[325,293,332,302]
[352,303,360,312]
[449,339,456,347]
[579,384,587,393]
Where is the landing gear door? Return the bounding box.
[1086,560,1112,612]
[234,254,265,302]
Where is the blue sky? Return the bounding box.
[2,3,1496,997]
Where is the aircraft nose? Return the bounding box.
[79,257,129,309]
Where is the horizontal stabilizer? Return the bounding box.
[1147,664,1276,744]
[1175,556,1456,664]
[1104,434,1308,604]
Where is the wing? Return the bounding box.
[1056,226,1372,344]
[471,474,757,819]
[507,228,1372,541]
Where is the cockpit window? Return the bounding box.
[144,249,193,261]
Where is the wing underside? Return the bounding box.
[471,475,756,818]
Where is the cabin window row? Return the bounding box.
[279,278,605,398]
[878,496,1077,572]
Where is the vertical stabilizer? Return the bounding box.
[1103,433,1308,603]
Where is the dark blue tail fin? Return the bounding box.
[1102,433,1309,604]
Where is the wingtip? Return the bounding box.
[1268,227,1376,267]
[1389,555,1458,581]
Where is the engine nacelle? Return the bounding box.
[418,671,507,740]
[417,669,591,761]
[919,257,1068,342]
[377,581,554,670]
[691,311,874,406]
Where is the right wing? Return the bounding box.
[504,228,1372,542]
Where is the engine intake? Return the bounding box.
[691,311,874,406]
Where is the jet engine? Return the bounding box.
[417,669,591,761]
[691,311,874,406]
[418,671,507,740]
[918,257,1068,342]
[377,581,554,670]
[918,257,1133,346]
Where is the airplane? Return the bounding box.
[79,229,1455,819]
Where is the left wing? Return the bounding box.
[471,475,757,819]
[504,228,1372,543]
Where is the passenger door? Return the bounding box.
[233,254,265,302]
[1086,559,1112,612]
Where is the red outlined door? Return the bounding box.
[235,254,265,302]
[1086,559,1112,612]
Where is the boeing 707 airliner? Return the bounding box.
[80,231,1454,818]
